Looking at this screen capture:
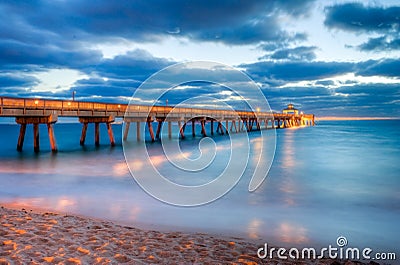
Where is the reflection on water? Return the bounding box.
[281,129,296,169]
[247,218,263,239]
[279,129,299,208]
[6,196,77,213]
[0,121,400,250]
[276,222,309,244]
[113,162,130,177]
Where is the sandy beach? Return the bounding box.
[0,205,377,264]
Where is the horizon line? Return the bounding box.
[316,116,400,121]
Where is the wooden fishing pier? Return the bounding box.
[0,97,315,152]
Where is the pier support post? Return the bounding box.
[156,120,163,139]
[123,122,130,141]
[192,120,196,137]
[16,114,57,152]
[80,123,88,146]
[210,120,214,135]
[136,122,141,141]
[225,120,229,134]
[168,121,172,139]
[17,124,27,152]
[179,122,186,139]
[94,122,100,146]
[47,123,57,152]
[233,120,237,132]
[147,120,155,142]
[33,123,40,153]
[248,120,253,131]
[201,120,207,136]
[79,116,115,146]
[217,122,224,135]
[106,123,115,146]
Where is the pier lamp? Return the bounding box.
[34,99,39,105]
[67,102,71,106]
[118,104,121,109]
[256,107,260,112]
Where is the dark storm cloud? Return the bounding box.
[240,58,400,117]
[67,50,175,101]
[324,3,400,33]
[71,79,138,98]
[0,73,40,98]
[0,74,38,88]
[357,36,400,52]
[324,3,400,51]
[356,59,400,78]
[265,83,400,117]
[0,0,315,47]
[0,40,103,70]
[242,58,400,84]
[95,50,174,80]
[332,83,400,116]
[241,61,354,82]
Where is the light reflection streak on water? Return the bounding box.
[275,222,309,244]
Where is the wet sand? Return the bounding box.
[0,205,375,264]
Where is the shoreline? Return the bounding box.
[0,201,264,245]
[0,205,374,264]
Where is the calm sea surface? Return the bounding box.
[0,120,399,252]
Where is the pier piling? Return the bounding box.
[47,123,57,152]
[80,123,88,146]
[15,114,58,152]
[17,124,26,152]
[94,123,100,146]
[106,123,115,146]
[136,121,141,141]
[156,121,163,139]
[168,121,172,139]
[79,116,115,147]
[123,122,130,141]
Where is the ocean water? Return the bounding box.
[0,119,399,254]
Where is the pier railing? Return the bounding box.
[0,96,313,120]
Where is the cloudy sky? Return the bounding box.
[1,0,399,117]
